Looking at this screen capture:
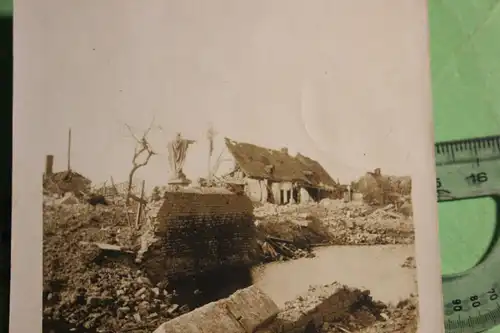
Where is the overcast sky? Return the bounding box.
[21,0,429,190]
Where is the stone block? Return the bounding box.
[153,301,244,333]
[225,286,280,332]
[154,286,279,333]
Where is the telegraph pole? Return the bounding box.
[67,128,72,171]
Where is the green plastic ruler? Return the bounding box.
[436,135,500,332]
[428,0,500,332]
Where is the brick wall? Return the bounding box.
[140,189,258,281]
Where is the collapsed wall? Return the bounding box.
[137,187,258,283]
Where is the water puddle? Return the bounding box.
[252,244,417,307]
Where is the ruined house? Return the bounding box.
[223,138,339,204]
[354,168,412,206]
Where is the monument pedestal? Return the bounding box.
[168,178,191,186]
[168,172,191,187]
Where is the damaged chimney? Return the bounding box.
[45,155,54,177]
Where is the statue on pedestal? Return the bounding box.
[167,133,196,186]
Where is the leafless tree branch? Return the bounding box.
[125,120,158,205]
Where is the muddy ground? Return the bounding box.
[43,196,417,333]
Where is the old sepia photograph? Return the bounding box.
[14,0,435,332]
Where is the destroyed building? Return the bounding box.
[223,138,341,204]
[43,155,91,198]
[353,168,412,206]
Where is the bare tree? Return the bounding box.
[125,119,157,205]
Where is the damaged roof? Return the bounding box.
[295,153,337,189]
[224,138,337,189]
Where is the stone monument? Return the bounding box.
[167,132,196,186]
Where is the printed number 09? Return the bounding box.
[452,299,462,312]
[489,288,499,301]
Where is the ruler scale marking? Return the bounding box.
[438,135,500,333]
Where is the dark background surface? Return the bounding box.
[1,12,12,333]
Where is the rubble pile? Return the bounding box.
[91,180,145,206]
[352,169,412,207]
[43,196,188,333]
[322,295,418,333]
[43,196,141,250]
[254,199,414,260]
[43,170,92,198]
[257,236,316,262]
[354,296,418,333]
[273,283,418,333]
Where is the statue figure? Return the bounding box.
[167,133,196,185]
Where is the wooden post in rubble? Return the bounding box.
[110,176,119,195]
[207,153,212,183]
[207,125,215,183]
[67,128,72,171]
[135,180,146,230]
[45,155,54,178]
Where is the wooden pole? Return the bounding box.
[208,152,212,183]
[67,128,72,171]
[110,176,118,195]
[207,125,216,183]
[207,129,212,183]
[45,155,54,177]
[135,180,146,230]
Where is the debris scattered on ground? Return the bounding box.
[43,169,92,199]
[43,197,190,333]
[272,283,418,333]
[355,295,419,333]
[254,199,414,262]
[352,168,412,208]
[43,170,417,332]
[258,236,316,262]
